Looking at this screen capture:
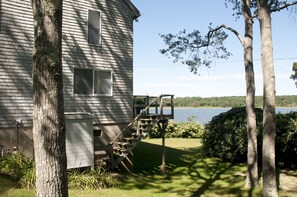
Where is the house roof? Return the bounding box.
[123,0,141,20]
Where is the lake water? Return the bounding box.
[163,107,297,125]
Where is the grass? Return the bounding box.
[1,138,296,196]
[117,139,258,197]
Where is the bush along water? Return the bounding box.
[202,107,263,163]
[201,107,297,170]
[148,120,204,139]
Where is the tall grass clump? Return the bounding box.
[0,152,34,179]
[68,168,116,190]
[0,153,116,189]
[0,152,35,188]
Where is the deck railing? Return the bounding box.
[110,94,174,144]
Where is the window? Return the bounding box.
[74,68,112,96]
[88,9,101,45]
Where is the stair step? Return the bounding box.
[117,142,133,148]
[131,132,138,138]
[139,125,152,131]
[94,158,109,167]
[113,147,129,156]
[128,132,142,140]
[95,160,107,166]
[113,147,128,152]
[123,137,138,143]
[95,157,109,163]
[140,124,151,128]
[94,151,109,162]
[145,115,158,120]
[94,150,107,155]
[139,119,153,125]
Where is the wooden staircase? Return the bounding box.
[95,94,174,171]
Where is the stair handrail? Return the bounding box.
[110,94,171,144]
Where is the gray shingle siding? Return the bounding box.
[0,0,34,128]
[0,0,137,128]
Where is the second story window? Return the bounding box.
[88,9,101,45]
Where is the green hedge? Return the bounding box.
[275,111,297,169]
[201,107,297,169]
[201,107,263,163]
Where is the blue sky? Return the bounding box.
[131,0,297,97]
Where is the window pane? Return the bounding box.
[88,10,100,45]
[74,69,93,94]
[94,70,112,95]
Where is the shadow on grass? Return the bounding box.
[118,140,249,196]
[0,173,20,195]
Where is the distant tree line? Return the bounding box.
[173,95,297,108]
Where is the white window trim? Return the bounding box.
[87,9,102,46]
[73,68,113,97]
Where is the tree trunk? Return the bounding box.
[257,1,278,196]
[31,0,68,196]
[242,0,258,188]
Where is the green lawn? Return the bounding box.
[1,139,296,197]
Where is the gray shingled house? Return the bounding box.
[0,0,174,170]
[0,0,139,163]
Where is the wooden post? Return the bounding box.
[158,119,168,175]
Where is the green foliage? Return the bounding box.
[0,153,116,190]
[148,120,204,139]
[276,111,297,169]
[202,107,263,163]
[0,152,36,188]
[160,26,231,74]
[68,168,116,190]
[1,139,297,196]
[0,152,34,179]
[202,108,297,169]
[148,121,175,138]
[20,167,36,189]
[173,95,297,108]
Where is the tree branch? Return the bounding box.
[209,25,244,47]
[270,1,297,13]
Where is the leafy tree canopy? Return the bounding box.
[159,26,231,74]
[160,0,297,74]
[225,0,297,17]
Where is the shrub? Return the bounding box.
[275,111,297,169]
[148,121,176,138]
[0,152,34,179]
[0,152,36,188]
[0,153,116,189]
[170,122,204,138]
[148,121,204,138]
[20,167,36,189]
[201,107,263,163]
[202,108,297,169]
[68,168,116,190]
